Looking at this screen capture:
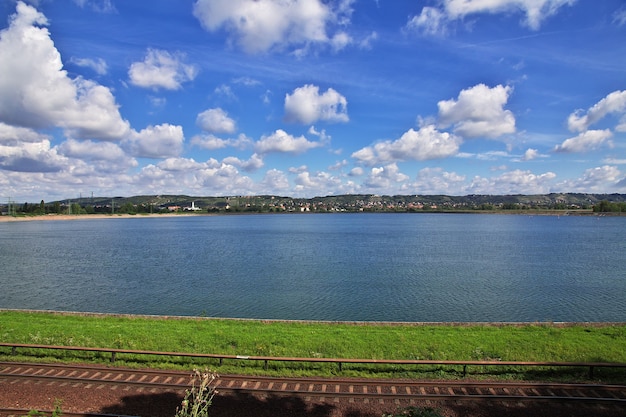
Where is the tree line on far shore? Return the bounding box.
[4,194,626,216]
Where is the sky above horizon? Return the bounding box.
[1,0,625,202]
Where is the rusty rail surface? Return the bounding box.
[1,342,625,378]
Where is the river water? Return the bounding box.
[1,213,624,322]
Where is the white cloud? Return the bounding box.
[405,7,448,36]
[364,163,409,189]
[214,84,236,100]
[232,76,261,87]
[255,129,323,154]
[190,133,252,151]
[59,138,128,161]
[404,167,467,195]
[409,0,576,35]
[614,8,626,26]
[438,84,515,139]
[567,90,626,132]
[293,170,342,194]
[557,165,625,193]
[0,138,67,172]
[223,153,264,172]
[359,31,378,49]
[468,169,557,194]
[0,122,49,144]
[521,148,539,161]
[70,57,108,75]
[128,48,198,90]
[349,166,364,176]
[554,129,613,153]
[284,84,349,124]
[330,31,352,51]
[192,0,355,54]
[616,116,626,133]
[196,108,236,134]
[135,157,256,196]
[124,124,184,158]
[352,125,461,165]
[0,2,131,141]
[156,157,206,172]
[73,0,116,13]
[261,169,290,191]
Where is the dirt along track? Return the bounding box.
[1,362,625,417]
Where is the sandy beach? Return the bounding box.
[0,213,204,222]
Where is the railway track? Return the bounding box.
[1,361,625,416]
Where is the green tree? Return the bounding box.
[594,200,619,213]
[118,202,137,214]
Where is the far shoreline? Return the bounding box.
[0,209,614,222]
[0,212,213,222]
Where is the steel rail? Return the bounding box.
[1,362,625,405]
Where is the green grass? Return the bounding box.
[1,310,625,381]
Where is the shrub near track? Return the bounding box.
[1,311,625,381]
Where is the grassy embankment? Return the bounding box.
[1,311,625,381]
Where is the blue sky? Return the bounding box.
[1,0,625,202]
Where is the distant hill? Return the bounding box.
[42,193,626,214]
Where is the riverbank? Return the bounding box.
[1,310,624,380]
[1,210,616,223]
[0,213,208,222]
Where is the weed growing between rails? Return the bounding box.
[175,369,218,417]
[383,406,444,417]
[24,399,63,417]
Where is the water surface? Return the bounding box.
[1,213,624,322]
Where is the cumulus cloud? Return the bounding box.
[408,167,466,195]
[261,169,290,191]
[0,122,49,144]
[293,170,342,194]
[438,84,515,139]
[284,84,349,124]
[223,153,264,172]
[128,48,198,90]
[468,169,557,195]
[554,129,613,153]
[192,0,354,54]
[557,165,625,193]
[59,138,128,161]
[364,163,409,189]
[352,125,461,165]
[190,133,252,151]
[0,138,67,172]
[567,90,626,132]
[196,108,236,134]
[407,0,576,34]
[522,148,539,161]
[330,31,352,51]
[134,157,253,195]
[255,129,323,154]
[0,2,130,140]
[124,124,185,158]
